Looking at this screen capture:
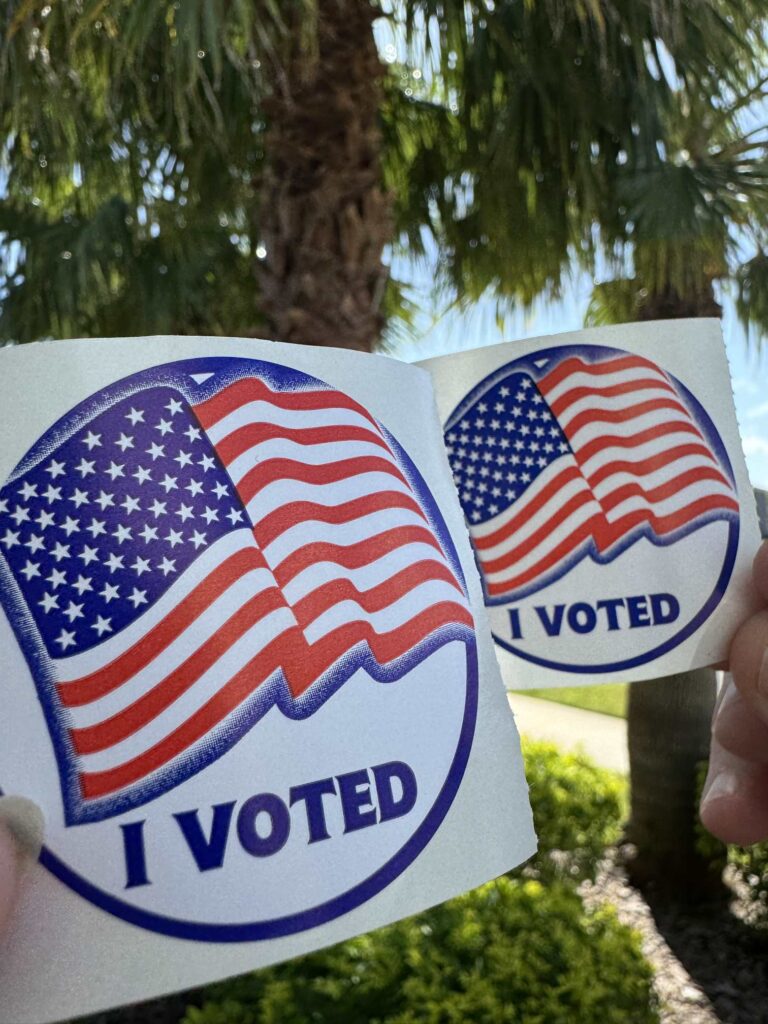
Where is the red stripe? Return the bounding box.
[585,443,723,489]
[273,525,444,587]
[254,491,426,548]
[575,420,702,465]
[485,493,739,596]
[597,494,739,542]
[472,464,586,552]
[538,354,665,395]
[548,376,678,419]
[292,560,464,628]
[478,491,599,575]
[562,397,694,436]
[57,545,270,706]
[484,514,605,595]
[79,632,298,799]
[236,456,408,505]
[79,602,473,799]
[72,561,466,754]
[216,421,391,465]
[598,466,732,514]
[195,378,379,431]
[69,589,289,754]
[287,603,475,698]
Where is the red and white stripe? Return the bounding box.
[57,530,303,799]
[471,460,604,596]
[196,377,472,660]
[539,354,738,530]
[59,376,472,804]
[471,353,738,598]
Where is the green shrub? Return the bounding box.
[185,878,658,1024]
[521,739,626,884]
[729,843,768,924]
[696,761,767,926]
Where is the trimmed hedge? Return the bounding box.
[730,842,768,924]
[185,879,658,1024]
[183,746,653,1024]
[521,739,626,884]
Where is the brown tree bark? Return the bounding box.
[256,0,391,352]
[623,281,727,901]
[624,671,724,900]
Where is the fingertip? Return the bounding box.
[712,679,768,762]
[729,608,768,717]
[701,784,768,847]
[0,797,44,938]
[0,824,24,936]
[0,796,44,864]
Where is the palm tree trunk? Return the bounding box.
[624,671,724,899]
[623,284,726,901]
[257,0,391,352]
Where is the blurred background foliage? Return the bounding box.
[1,1,767,346]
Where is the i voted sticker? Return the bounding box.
[444,343,740,675]
[0,356,478,941]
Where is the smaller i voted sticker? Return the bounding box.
[420,320,761,687]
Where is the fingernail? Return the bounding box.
[712,676,737,725]
[0,796,44,873]
[701,767,741,809]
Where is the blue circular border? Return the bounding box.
[447,342,740,675]
[11,355,479,941]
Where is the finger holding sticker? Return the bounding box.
[0,797,44,937]
[701,542,768,845]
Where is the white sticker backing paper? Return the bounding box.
[0,336,535,1024]
[418,319,762,689]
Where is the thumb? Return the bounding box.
[0,796,44,938]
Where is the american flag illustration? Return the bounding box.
[0,360,473,823]
[446,350,739,602]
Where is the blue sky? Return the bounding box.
[390,261,768,492]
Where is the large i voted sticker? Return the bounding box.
[0,356,477,940]
[444,343,740,676]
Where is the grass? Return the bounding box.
[516,683,629,719]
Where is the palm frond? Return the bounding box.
[735,252,768,347]
[585,278,643,326]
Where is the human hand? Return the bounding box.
[700,541,768,845]
[0,796,44,938]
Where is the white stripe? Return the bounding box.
[226,437,393,485]
[303,579,467,644]
[247,471,413,521]
[263,505,428,567]
[77,608,295,775]
[65,569,285,727]
[602,477,737,524]
[566,412,702,451]
[206,401,379,445]
[555,384,683,430]
[470,458,587,542]
[589,452,731,504]
[54,530,260,681]
[541,362,671,406]
[480,500,601,588]
[282,542,449,606]
[579,435,723,480]
[471,477,600,564]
